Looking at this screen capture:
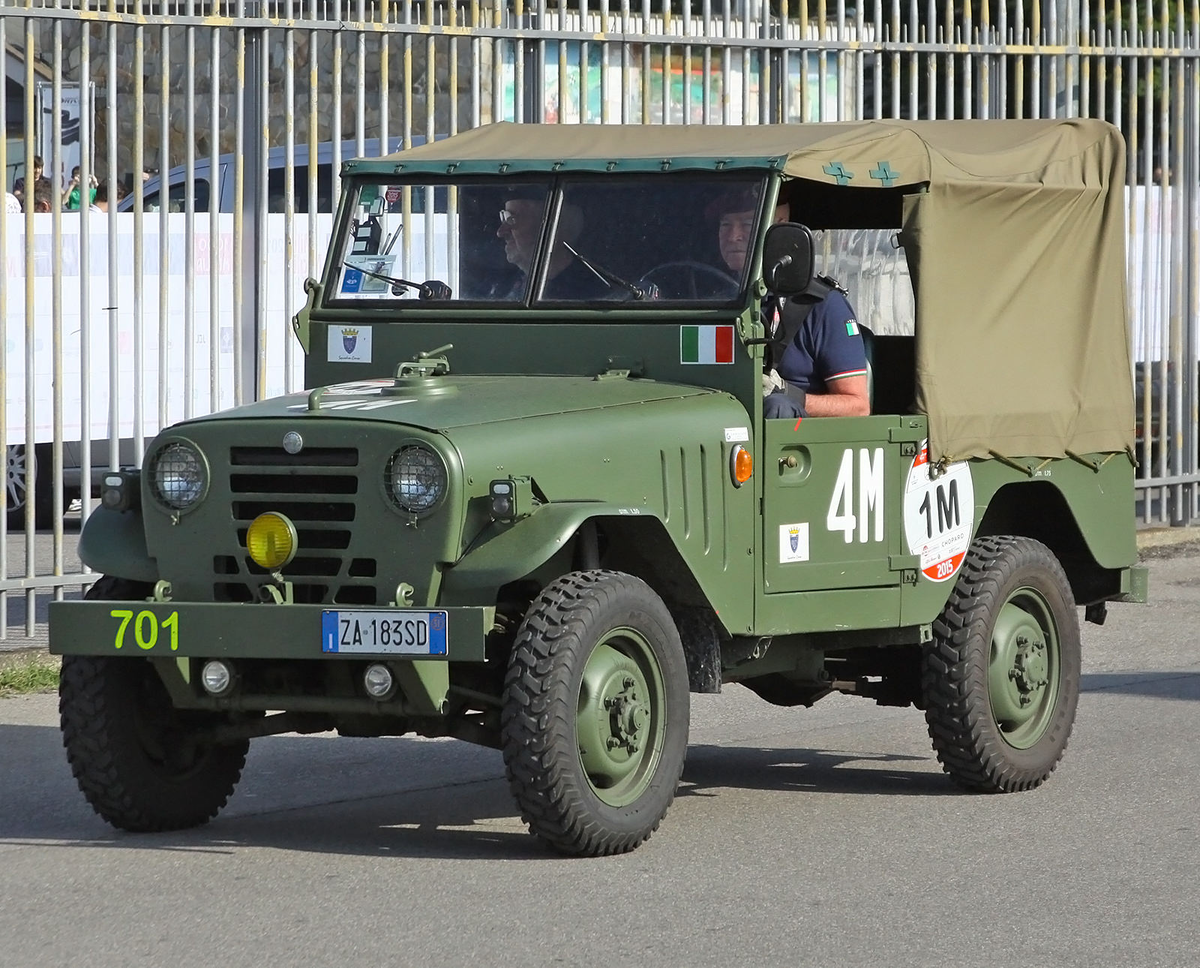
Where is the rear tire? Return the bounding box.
[59,577,249,832]
[922,535,1080,792]
[501,570,689,856]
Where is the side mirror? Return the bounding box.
[762,222,815,295]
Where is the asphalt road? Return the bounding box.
[1,545,1199,967]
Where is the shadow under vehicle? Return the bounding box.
[50,120,1147,856]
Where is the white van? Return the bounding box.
[118,137,409,214]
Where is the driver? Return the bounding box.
[711,190,870,419]
[495,192,613,300]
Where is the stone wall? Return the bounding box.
[25,17,493,184]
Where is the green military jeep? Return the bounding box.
[52,120,1147,856]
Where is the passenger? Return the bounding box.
[495,193,613,300]
[712,190,869,419]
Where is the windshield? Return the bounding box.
[328,173,767,307]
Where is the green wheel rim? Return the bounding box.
[576,627,667,807]
[987,588,1061,750]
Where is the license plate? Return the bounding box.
[321,610,448,655]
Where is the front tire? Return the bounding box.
[501,570,690,856]
[59,577,249,832]
[922,535,1081,793]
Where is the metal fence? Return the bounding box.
[1,0,1198,636]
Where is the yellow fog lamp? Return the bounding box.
[246,512,298,570]
[730,445,753,487]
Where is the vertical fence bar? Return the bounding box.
[892,0,902,118]
[682,0,692,123]
[105,17,118,487]
[333,0,343,216]
[255,23,269,400]
[1188,43,1199,520]
[132,10,145,472]
[700,0,710,123]
[425,0,436,273]
[22,17,35,634]
[77,8,95,560]
[284,24,295,393]
[50,7,64,584]
[233,11,245,406]
[210,20,221,411]
[357,0,366,158]
[159,22,172,421]
[185,1,196,419]
[308,0,320,314]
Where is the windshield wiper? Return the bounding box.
[341,261,452,300]
[562,243,658,301]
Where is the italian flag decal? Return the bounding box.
[680,325,735,364]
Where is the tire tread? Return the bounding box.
[500,570,687,857]
[922,535,1080,793]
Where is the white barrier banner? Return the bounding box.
[3,213,331,446]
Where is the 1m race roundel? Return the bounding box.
[902,441,975,583]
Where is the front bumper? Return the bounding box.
[49,600,492,662]
[50,600,495,717]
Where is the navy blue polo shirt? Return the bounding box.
[776,290,867,393]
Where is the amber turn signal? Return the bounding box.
[731,445,753,487]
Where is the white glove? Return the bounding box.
[762,368,786,397]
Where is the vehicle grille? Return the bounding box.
[214,446,378,605]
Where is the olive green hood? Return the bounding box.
[177,375,717,431]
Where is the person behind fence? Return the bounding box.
[13,155,51,204]
[27,187,53,214]
[89,181,110,213]
[711,190,870,420]
[494,191,612,300]
[63,166,98,211]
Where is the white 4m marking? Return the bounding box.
[826,447,884,544]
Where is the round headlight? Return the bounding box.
[387,445,447,513]
[150,441,207,510]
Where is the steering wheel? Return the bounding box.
[638,261,739,300]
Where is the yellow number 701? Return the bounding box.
[110,609,180,651]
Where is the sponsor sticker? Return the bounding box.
[724,426,750,443]
[779,522,810,563]
[902,440,975,582]
[327,325,373,364]
[681,325,735,364]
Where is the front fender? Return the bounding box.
[77,507,160,584]
[439,502,643,604]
